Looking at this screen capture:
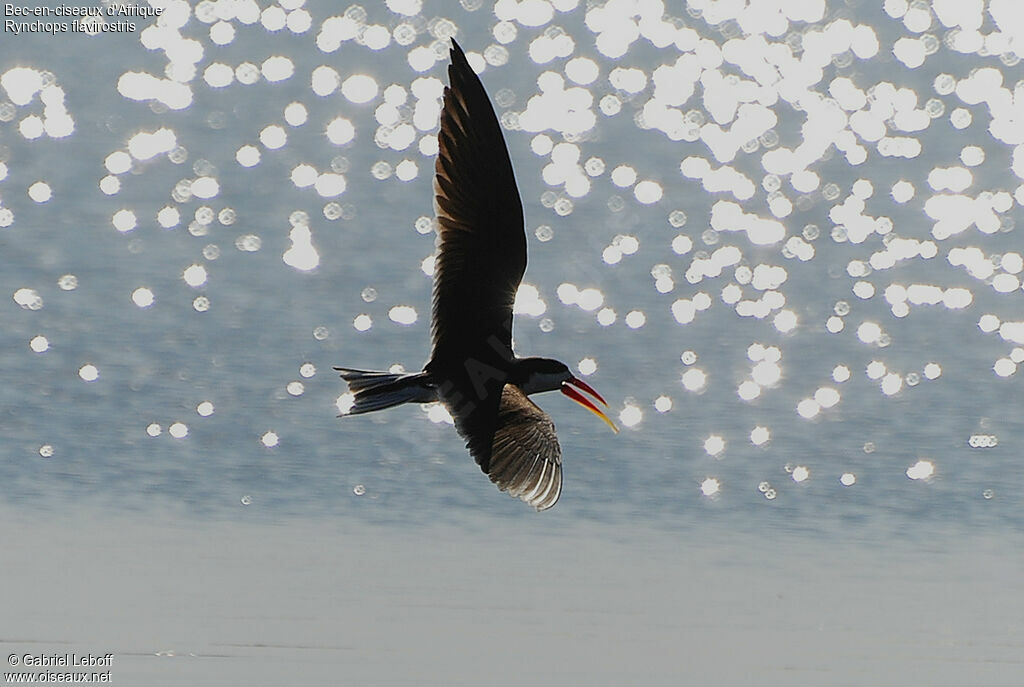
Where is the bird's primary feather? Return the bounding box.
[488,385,562,511]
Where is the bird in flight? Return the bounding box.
[336,39,618,511]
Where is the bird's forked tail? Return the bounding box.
[334,367,437,415]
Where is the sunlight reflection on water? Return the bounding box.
[2,0,1022,527]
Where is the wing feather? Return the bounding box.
[427,39,527,471]
[486,385,563,511]
[429,39,526,365]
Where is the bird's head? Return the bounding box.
[514,357,619,433]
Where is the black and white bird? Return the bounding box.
[336,39,617,511]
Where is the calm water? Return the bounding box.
[2,1,1023,683]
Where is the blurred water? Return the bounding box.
[2,509,1022,686]
[3,3,1024,682]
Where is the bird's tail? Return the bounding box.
[334,367,437,415]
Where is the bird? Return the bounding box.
[336,38,618,511]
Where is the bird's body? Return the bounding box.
[336,40,616,511]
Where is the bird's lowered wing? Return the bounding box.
[430,39,526,364]
[487,385,563,511]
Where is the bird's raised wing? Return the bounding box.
[430,39,526,365]
[487,385,563,511]
[428,40,527,470]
